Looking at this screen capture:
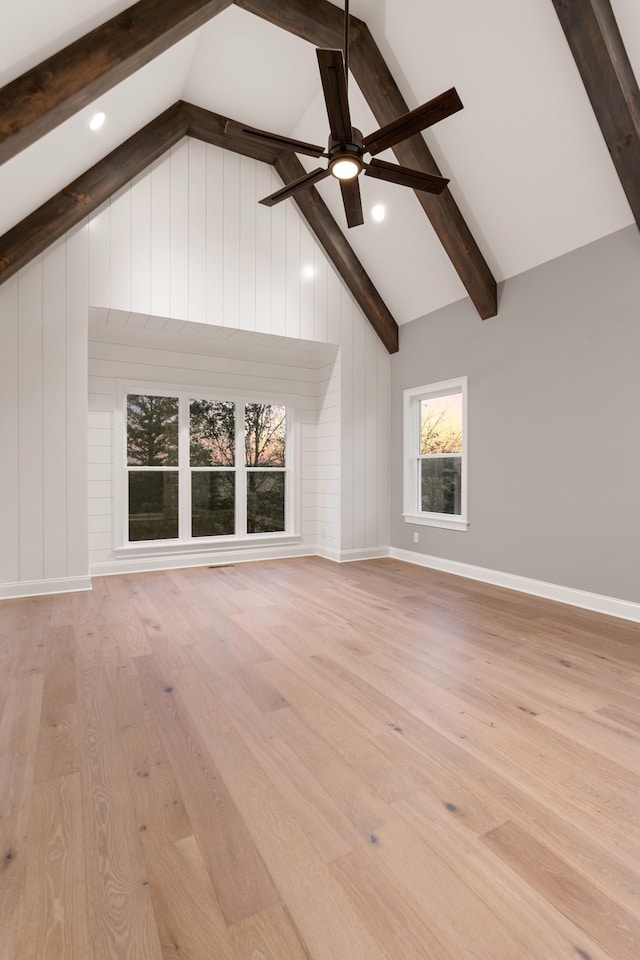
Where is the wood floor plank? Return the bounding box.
[535,704,640,774]
[128,579,193,667]
[456,644,613,714]
[258,659,417,803]
[33,702,79,785]
[374,727,509,836]
[97,600,193,851]
[39,624,77,712]
[230,904,312,960]
[482,819,640,960]
[118,703,192,850]
[375,727,640,916]
[102,575,154,658]
[0,673,45,815]
[15,773,88,960]
[75,616,163,960]
[186,643,363,863]
[343,642,640,823]
[12,596,53,676]
[596,703,640,732]
[194,631,289,714]
[331,848,455,960]
[0,672,43,960]
[170,665,392,960]
[268,705,534,960]
[0,600,27,678]
[1,557,639,959]
[394,789,619,960]
[561,771,640,843]
[135,653,281,925]
[143,835,237,960]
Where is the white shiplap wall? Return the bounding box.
[0,230,90,597]
[89,141,343,341]
[0,138,390,597]
[314,356,341,559]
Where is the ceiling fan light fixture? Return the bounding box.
[330,156,362,180]
[249,0,461,228]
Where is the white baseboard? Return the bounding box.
[0,576,92,601]
[316,546,389,563]
[5,549,634,625]
[1,546,387,598]
[315,545,341,562]
[389,547,640,624]
[91,542,317,577]
[338,547,390,562]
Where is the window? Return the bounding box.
[403,376,468,531]
[123,390,291,547]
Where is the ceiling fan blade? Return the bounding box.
[340,177,364,228]
[317,48,352,144]
[364,159,449,195]
[362,88,463,157]
[225,120,326,158]
[259,167,331,207]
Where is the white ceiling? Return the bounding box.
[2,0,639,325]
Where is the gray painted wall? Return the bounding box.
[390,225,640,604]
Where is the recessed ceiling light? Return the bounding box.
[302,264,315,280]
[89,111,106,131]
[371,204,386,223]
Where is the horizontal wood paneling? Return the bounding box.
[88,331,334,566]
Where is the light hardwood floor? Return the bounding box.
[1,557,639,960]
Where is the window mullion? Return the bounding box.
[236,401,247,536]
[285,407,294,535]
[179,395,191,541]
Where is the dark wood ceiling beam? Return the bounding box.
[349,22,497,320]
[181,102,282,164]
[233,0,345,48]
[0,103,188,285]
[274,152,398,353]
[550,0,640,228]
[0,0,231,165]
[242,0,497,320]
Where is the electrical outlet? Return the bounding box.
[413,532,419,543]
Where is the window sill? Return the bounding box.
[403,513,469,532]
[114,533,302,559]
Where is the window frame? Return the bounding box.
[402,376,469,532]
[114,382,300,556]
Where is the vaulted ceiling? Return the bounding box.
[1,0,640,349]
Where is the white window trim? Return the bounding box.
[115,380,301,554]
[402,375,469,532]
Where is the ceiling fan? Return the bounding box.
[224,0,463,228]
